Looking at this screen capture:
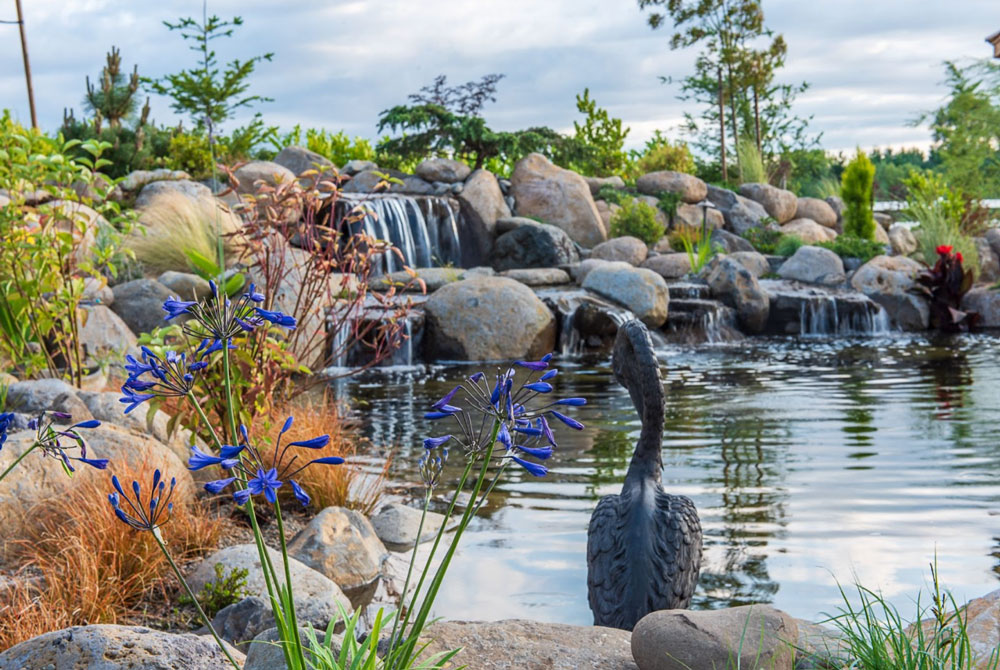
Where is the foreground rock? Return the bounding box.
[79,304,137,366]
[706,185,768,236]
[704,256,770,333]
[493,222,580,271]
[850,255,929,330]
[889,224,918,257]
[5,378,93,420]
[212,595,343,653]
[728,250,770,278]
[371,503,446,552]
[134,179,212,208]
[636,171,707,204]
[964,287,1000,327]
[424,277,555,361]
[288,506,388,609]
[190,544,353,618]
[510,153,606,248]
[78,390,195,461]
[641,253,692,279]
[418,620,637,670]
[581,262,670,328]
[777,246,846,286]
[795,197,838,228]
[110,278,175,336]
[631,606,798,670]
[591,236,649,266]
[500,268,572,286]
[908,588,1000,669]
[781,218,836,244]
[0,624,244,670]
[739,183,798,223]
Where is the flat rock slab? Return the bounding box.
[418,619,637,669]
[0,624,244,670]
[500,268,572,286]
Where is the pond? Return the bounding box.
[335,334,1000,625]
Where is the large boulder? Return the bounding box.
[850,255,929,330]
[458,169,511,266]
[727,250,770,278]
[273,145,336,188]
[975,237,1000,283]
[287,506,388,609]
[672,203,725,231]
[134,179,212,209]
[234,160,297,194]
[963,287,1000,327]
[424,277,555,361]
[189,544,353,618]
[493,223,580,271]
[157,271,212,301]
[0,625,244,670]
[739,183,798,223]
[908,589,1000,670]
[416,157,471,183]
[510,153,605,248]
[119,169,190,192]
[500,268,572,286]
[635,171,707,204]
[631,606,798,670]
[641,253,692,279]
[591,236,648,266]
[795,197,838,228]
[706,185,768,236]
[780,218,837,244]
[110,278,175,336]
[888,224,918,257]
[370,502,446,552]
[777,246,846,286]
[581,262,669,328]
[986,228,1000,260]
[418,620,636,670]
[77,391,195,462]
[584,175,626,196]
[711,228,755,253]
[79,304,137,365]
[4,378,92,420]
[703,256,769,333]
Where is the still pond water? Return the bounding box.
[335,334,1000,625]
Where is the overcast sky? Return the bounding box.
[1,1,997,156]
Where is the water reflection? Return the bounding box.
[335,335,1000,624]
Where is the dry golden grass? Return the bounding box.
[127,190,245,277]
[262,396,390,516]
[0,460,223,651]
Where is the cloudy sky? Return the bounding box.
[1,1,997,156]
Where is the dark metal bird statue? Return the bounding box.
[586,320,703,631]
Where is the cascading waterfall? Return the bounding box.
[338,194,463,273]
[797,295,891,336]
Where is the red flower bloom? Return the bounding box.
[936,245,953,255]
[956,252,964,263]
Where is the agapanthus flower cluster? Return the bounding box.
[422,353,585,481]
[0,412,13,452]
[163,281,297,359]
[27,411,106,473]
[108,469,176,532]
[189,416,342,506]
[120,347,208,414]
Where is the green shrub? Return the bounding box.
[178,564,249,619]
[609,197,663,245]
[736,136,768,184]
[656,191,682,220]
[905,171,978,271]
[841,149,876,241]
[596,184,628,206]
[566,88,630,177]
[817,236,886,263]
[743,226,783,254]
[166,131,214,179]
[268,125,375,167]
[633,131,695,176]
[775,235,804,257]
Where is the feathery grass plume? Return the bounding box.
[126,191,244,275]
[736,136,768,185]
[0,460,222,650]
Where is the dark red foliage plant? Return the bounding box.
[914,244,979,332]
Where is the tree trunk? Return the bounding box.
[718,67,727,182]
[15,0,37,129]
[754,85,761,154]
[727,64,739,152]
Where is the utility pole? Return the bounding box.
[9,0,38,129]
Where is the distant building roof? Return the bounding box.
[988,30,1000,58]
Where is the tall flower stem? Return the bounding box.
[386,488,432,667]
[186,391,223,450]
[221,343,238,444]
[274,501,307,670]
[0,443,37,484]
[153,530,241,670]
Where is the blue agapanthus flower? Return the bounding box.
[108,469,176,532]
[0,412,14,452]
[26,411,106,474]
[119,347,207,413]
[163,282,296,360]
[192,416,341,507]
[421,353,585,480]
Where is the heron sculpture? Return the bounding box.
[586,320,703,630]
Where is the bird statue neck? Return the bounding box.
[624,386,665,486]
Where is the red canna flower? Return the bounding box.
[956,252,964,263]
[936,245,953,255]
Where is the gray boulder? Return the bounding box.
[631,606,798,670]
[274,145,335,187]
[727,250,770,278]
[888,224,918,257]
[212,595,342,653]
[975,237,1000,283]
[591,236,648,266]
[738,183,798,223]
[706,185,769,236]
[77,391,194,461]
[874,211,894,230]
[493,223,580,271]
[635,171,707,204]
[673,202,725,231]
[781,218,837,244]
[376,267,467,293]
[510,153,605,248]
[235,160,297,194]
[5,379,92,420]
[287,506,388,609]
[119,169,191,192]
[458,169,511,266]
[416,157,471,183]
[496,216,542,234]
[134,179,212,209]
[341,168,385,193]
[641,253,692,279]
[581,262,669,328]
[703,256,770,333]
[79,305,137,366]
[795,197,838,228]
[584,175,626,196]
[111,278,175,336]
[158,271,212,301]
[711,228,755,254]
[777,246,846,285]
[850,255,929,330]
[342,159,377,175]
[394,175,435,195]
[370,502,446,552]
[986,227,1000,260]
[500,268,572,286]
[0,625,244,670]
[964,287,1000,327]
[424,277,556,361]
[83,277,114,305]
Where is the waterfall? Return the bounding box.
[761,279,893,337]
[338,194,463,273]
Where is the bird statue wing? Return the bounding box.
[586,494,625,626]
[650,489,703,610]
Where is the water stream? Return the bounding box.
[336,334,1000,625]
